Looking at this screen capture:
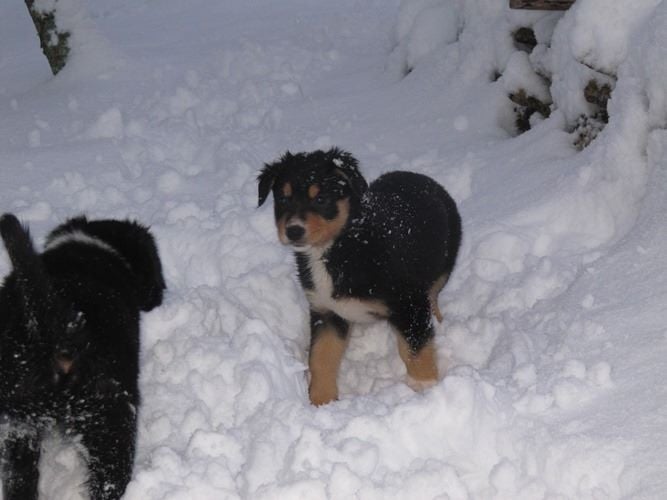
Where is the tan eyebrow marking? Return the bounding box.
[282,182,293,197]
[308,184,320,199]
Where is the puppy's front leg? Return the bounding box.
[308,310,350,406]
[390,293,439,391]
[75,392,137,500]
[1,428,41,500]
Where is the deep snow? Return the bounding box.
[1,0,667,498]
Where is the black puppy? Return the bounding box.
[258,148,461,405]
[0,214,165,500]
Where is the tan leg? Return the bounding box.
[309,325,350,406]
[397,336,438,391]
[428,273,449,323]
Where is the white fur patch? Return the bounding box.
[45,230,124,262]
[304,246,388,323]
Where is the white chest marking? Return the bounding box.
[303,247,388,324]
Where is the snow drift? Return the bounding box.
[1,0,667,498]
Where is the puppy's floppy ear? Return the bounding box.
[327,147,368,197]
[0,213,51,338]
[257,151,291,207]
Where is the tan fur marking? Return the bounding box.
[56,356,73,374]
[309,326,350,406]
[428,272,449,323]
[305,199,350,247]
[276,215,288,244]
[397,337,438,390]
[282,182,293,197]
[308,184,320,199]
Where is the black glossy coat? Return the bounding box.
[300,170,462,351]
[0,215,165,500]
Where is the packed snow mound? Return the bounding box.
[2,0,667,498]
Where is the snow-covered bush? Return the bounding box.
[391,0,663,146]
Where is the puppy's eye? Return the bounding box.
[313,194,328,206]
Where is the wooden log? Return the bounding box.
[510,0,575,10]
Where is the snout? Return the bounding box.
[277,216,309,249]
[286,224,305,243]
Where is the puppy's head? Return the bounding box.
[50,309,91,386]
[257,148,367,250]
[0,214,90,387]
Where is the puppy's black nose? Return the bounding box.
[286,225,305,242]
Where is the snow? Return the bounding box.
[1,0,667,498]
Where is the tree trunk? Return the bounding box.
[24,0,70,75]
[509,0,576,10]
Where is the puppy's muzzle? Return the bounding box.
[286,224,306,244]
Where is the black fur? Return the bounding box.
[258,147,368,209]
[258,148,462,401]
[0,214,165,500]
[330,171,460,349]
[310,310,349,343]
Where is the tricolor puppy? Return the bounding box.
[0,214,165,500]
[258,148,461,406]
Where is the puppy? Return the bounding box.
[258,148,461,405]
[0,214,165,500]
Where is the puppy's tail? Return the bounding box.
[0,213,50,336]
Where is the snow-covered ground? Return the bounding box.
[1,0,667,498]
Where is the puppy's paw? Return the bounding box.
[309,385,338,406]
[406,376,438,392]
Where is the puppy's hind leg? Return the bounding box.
[308,311,350,406]
[428,272,449,323]
[397,336,438,391]
[1,428,41,500]
[390,293,438,391]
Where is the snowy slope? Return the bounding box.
[1,0,667,498]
